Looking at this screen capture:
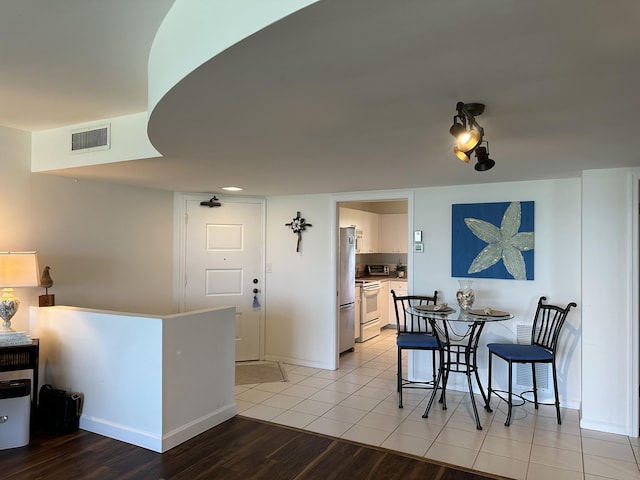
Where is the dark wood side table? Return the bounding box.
[0,339,39,428]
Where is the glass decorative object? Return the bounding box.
[456,280,475,311]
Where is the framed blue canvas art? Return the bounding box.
[451,201,535,280]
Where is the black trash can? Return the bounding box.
[0,379,31,449]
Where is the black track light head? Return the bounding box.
[474,146,496,172]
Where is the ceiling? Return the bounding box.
[3,1,640,196]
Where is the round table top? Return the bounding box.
[408,305,513,322]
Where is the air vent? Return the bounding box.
[515,323,549,389]
[71,125,110,152]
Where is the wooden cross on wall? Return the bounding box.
[285,211,312,252]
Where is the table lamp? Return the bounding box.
[0,251,39,332]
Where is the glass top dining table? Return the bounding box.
[407,304,513,430]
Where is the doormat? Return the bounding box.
[235,361,288,386]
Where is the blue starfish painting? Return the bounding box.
[451,201,535,280]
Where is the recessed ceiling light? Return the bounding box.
[221,186,243,192]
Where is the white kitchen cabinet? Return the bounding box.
[357,210,379,253]
[380,214,394,252]
[340,207,363,252]
[342,207,379,253]
[379,280,389,327]
[368,212,379,253]
[353,209,365,253]
[339,207,356,228]
[388,280,408,327]
[395,214,408,253]
[380,214,408,253]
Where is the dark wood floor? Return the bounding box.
[1,416,510,479]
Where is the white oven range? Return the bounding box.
[356,280,381,342]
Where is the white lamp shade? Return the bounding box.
[0,252,39,287]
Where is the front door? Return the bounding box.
[183,196,264,361]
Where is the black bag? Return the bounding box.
[38,384,83,433]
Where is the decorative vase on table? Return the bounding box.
[456,280,475,311]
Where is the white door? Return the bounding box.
[183,196,264,361]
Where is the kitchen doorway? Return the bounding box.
[335,193,412,369]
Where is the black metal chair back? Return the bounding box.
[391,291,438,334]
[531,297,575,352]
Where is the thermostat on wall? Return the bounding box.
[414,230,422,242]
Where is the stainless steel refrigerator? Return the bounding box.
[338,227,356,353]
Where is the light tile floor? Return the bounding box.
[236,328,640,480]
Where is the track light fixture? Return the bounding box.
[449,101,495,171]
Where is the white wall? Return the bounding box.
[162,307,236,449]
[0,126,40,331]
[31,305,236,452]
[264,194,337,369]
[410,179,582,410]
[581,168,640,435]
[29,173,175,314]
[0,126,33,248]
[33,306,163,450]
[0,125,175,336]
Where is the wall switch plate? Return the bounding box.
[414,230,422,242]
[414,243,424,253]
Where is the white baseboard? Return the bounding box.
[79,402,237,453]
[80,415,163,452]
[580,418,634,437]
[162,404,236,452]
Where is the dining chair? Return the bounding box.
[391,289,439,408]
[486,296,577,426]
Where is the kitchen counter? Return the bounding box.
[355,276,407,282]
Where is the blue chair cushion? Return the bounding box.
[397,333,438,349]
[487,343,553,362]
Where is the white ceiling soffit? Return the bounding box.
[148,0,319,115]
[4,1,640,195]
[144,0,640,195]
